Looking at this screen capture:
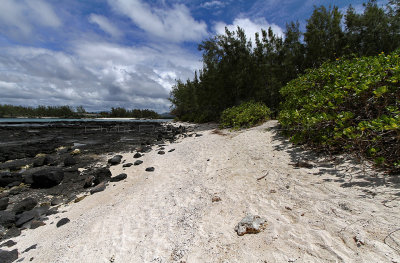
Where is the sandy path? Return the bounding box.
[12,121,400,262]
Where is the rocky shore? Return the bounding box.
[0,120,190,258]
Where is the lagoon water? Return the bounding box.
[0,118,172,126]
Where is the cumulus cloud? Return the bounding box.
[0,0,61,39]
[201,1,226,9]
[0,42,200,112]
[89,14,123,38]
[214,17,284,45]
[108,0,208,42]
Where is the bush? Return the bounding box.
[220,101,271,129]
[279,50,400,172]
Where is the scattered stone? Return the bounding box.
[294,161,313,169]
[64,156,77,167]
[56,218,70,228]
[212,196,221,202]
[30,220,46,229]
[108,155,122,165]
[139,146,152,153]
[270,190,277,193]
[353,234,365,247]
[122,163,133,168]
[158,151,165,155]
[23,244,37,253]
[234,215,267,236]
[134,160,143,166]
[0,240,16,248]
[168,149,175,152]
[50,197,63,206]
[31,168,64,188]
[0,249,18,263]
[83,175,95,188]
[195,133,203,137]
[74,196,87,203]
[145,167,155,172]
[90,182,106,194]
[110,173,127,182]
[91,168,112,185]
[13,197,37,214]
[43,155,57,166]
[285,206,292,211]
[133,153,142,158]
[0,198,9,211]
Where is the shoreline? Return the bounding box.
[2,121,400,262]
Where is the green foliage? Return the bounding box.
[279,50,400,171]
[220,101,271,129]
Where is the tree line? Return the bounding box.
[169,0,400,122]
[0,104,160,119]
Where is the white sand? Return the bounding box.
[11,121,400,262]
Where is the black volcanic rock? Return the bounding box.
[110,173,127,182]
[108,155,122,165]
[13,197,37,214]
[31,168,64,188]
[0,172,22,188]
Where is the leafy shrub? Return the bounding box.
[220,101,271,129]
[279,50,400,172]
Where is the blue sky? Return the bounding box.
[0,0,388,112]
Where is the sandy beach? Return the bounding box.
[9,121,400,262]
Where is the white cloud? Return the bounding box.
[89,14,123,38]
[0,0,61,38]
[202,1,226,9]
[0,42,201,112]
[108,0,208,42]
[215,17,284,45]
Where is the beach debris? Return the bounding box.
[145,167,155,172]
[133,153,142,158]
[108,155,122,165]
[134,160,143,166]
[234,215,267,236]
[285,206,292,211]
[158,151,165,155]
[110,173,127,182]
[56,218,70,228]
[90,182,106,194]
[353,234,365,246]
[0,248,18,263]
[212,195,221,202]
[123,163,133,167]
[257,172,269,181]
[0,198,9,211]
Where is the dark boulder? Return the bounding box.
[43,155,57,166]
[31,168,64,188]
[0,172,22,188]
[0,211,16,227]
[15,211,36,227]
[108,155,122,165]
[139,146,152,153]
[0,249,18,263]
[13,197,37,214]
[0,198,9,211]
[56,218,70,228]
[157,151,165,155]
[91,168,112,185]
[33,157,46,167]
[30,220,46,229]
[50,197,63,206]
[110,173,127,182]
[122,163,133,168]
[90,182,106,194]
[168,149,175,152]
[134,160,143,166]
[145,167,155,172]
[64,156,77,167]
[0,240,16,248]
[2,227,21,240]
[133,153,142,158]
